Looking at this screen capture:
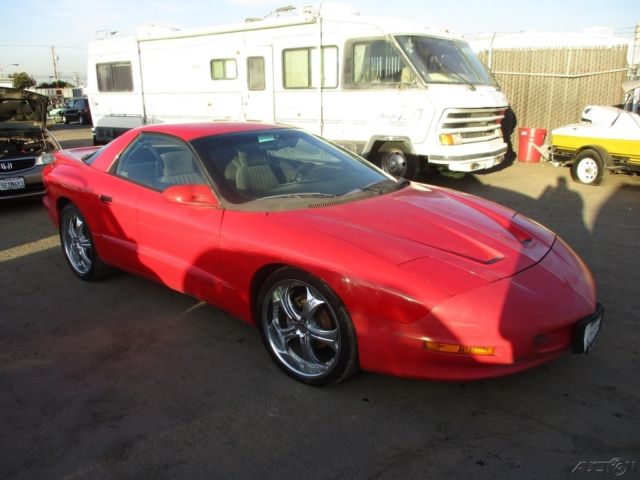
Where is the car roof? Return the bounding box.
[138,122,287,141]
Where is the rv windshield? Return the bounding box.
[395,35,497,87]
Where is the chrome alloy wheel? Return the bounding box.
[62,211,94,276]
[263,280,341,379]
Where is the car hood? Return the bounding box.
[272,184,556,295]
[0,87,48,131]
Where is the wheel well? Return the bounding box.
[57,197,72,216]
[367,141,411,159]
[249,263,288,323]
[575,145,611,166]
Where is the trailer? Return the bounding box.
[86,4,509,179]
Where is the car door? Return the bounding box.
[131,133,225,299]
[95,133,164,276]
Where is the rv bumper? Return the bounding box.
[429,146,507,172]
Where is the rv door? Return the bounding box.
[243,46,274,122]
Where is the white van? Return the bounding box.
[86,4,509,179]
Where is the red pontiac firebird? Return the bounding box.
[42,123,603,386]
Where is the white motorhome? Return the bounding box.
[86,4,508,179]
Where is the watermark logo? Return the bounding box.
[572,458,637,476]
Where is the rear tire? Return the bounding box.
[570,149,605,185]
[60,204,110,280]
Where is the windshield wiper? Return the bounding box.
[432,55,477,91]
[345,178,410,196]
[258,192,337,200]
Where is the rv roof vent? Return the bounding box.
[264,3,359,20]
[274,5,296,13]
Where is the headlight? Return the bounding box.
[36,153,56,165]
[439,133,463,145]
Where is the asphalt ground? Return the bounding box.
[1,125,639,479]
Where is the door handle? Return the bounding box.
[98,194,112,203]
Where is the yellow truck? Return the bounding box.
[550,81,640,185]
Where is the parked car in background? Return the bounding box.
[42,122,602,386]
[48,100,71,123]
[0,87,60,200]
[62,98,92,125]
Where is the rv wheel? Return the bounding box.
[377,147,417,179]
[571,149,604,186]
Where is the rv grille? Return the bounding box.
[438,108,506,144]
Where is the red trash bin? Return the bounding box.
[517,127,547,163]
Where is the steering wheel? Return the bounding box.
[290,163,316,183]
[301,165,341,182]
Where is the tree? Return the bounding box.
[37,80,74,88]
[10,72,36,90]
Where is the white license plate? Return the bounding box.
[0,177,26,191]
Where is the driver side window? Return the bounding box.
[114,134,207,191]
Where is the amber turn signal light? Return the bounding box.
[424,340,495,356]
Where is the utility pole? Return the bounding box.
[51,46,60,84]
[635,22,640,78]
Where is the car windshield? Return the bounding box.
[191,128,401,206]
[395,35,498,87]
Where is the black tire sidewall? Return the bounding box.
[257,267,358,386]
[377,147,417,180]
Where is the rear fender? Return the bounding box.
[575,145,612,167]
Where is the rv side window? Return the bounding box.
[211,59,238,80]
[283,47,339,89]
[345,39,414,87]
[96,62,134,92]
[283,48,311,89]
[247,57,265,91]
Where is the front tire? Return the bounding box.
[375,145,418,179]
[571,149,605,185]
[257,268,358,386]
[60,204,110,280]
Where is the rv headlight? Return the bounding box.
[439,133,463,145]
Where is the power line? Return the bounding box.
[0,44,87,50]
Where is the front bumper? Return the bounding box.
[355,237,600,381]
[429,146,508,172]
[0,165,45,200]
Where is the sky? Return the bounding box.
[0,0,637,84]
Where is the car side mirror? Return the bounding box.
[163,184,219,207]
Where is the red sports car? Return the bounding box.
[42,123,603,386]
